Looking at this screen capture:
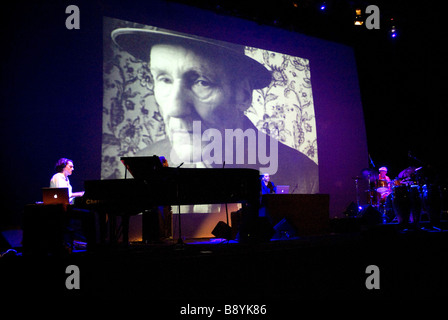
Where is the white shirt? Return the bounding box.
[50,172,73,203]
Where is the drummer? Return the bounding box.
[378,167,391,185]
[377,166,391,203]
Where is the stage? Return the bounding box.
[1,220,447,305]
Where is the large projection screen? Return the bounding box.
[103,17,319,195]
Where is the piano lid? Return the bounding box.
[120,156,163,179]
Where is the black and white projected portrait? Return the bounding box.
[103,17,318,194]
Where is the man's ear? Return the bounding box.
[234,78,253,111]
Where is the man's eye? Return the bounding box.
[190,78,217,98]
[194,79,213,88]
[156,75,173,84]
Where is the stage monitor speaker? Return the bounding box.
[0,230,23,251]
[248,217,275,242]
[272,218,297,240]
[344,201,359,217]
[212,221,232,240]
[360,205,382,225]
[229,212,275,242]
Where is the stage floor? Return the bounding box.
[1,220,448,305]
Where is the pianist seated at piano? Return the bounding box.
[50,158,84,204]
[112,27,318,195]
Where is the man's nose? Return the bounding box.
[165,80,192,118]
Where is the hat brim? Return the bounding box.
[111,28,272,89]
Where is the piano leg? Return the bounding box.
[99,212,107,244]
[121,215,130,246]
[109,214,117,245]
[238,201,261,243]
[107,214,130,247]
[142,208,159,243]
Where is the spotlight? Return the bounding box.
[390,26,398,38]
[388,18,398,39]
[354,8,364,26]
[316,1,327,11]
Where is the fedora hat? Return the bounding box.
[111,27,272,89]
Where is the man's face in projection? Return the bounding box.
[150,43,247,162]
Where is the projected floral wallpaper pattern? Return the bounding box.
[102,17,317,179]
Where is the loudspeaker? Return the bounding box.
[231,208,275,242]
[212,221,232,240]
[344,201,359,217]
[247,217,275,242]
[360,205,382,225]
[272,218,297,240]
[0,229,23,250]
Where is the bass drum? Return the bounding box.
[408,185,422,224]
[384,192,395,222]
[392,185,410,224]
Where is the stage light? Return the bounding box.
[317,1,327,11]
[354,8,363,26]
[390,26,398,38]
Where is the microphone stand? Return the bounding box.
[175,162,185,248]
[222,162,229,227]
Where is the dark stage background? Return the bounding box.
[0,0,445,228]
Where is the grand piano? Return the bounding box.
[77,156,261,244]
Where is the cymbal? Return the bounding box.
[361,168,377,176]
[398,166,416,178]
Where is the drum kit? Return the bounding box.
[354,166,443,228]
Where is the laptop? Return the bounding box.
[42,187,70,205]
[276,185,290,194]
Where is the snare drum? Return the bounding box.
[376,179,389,194]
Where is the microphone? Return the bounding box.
[368,154,375,168]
